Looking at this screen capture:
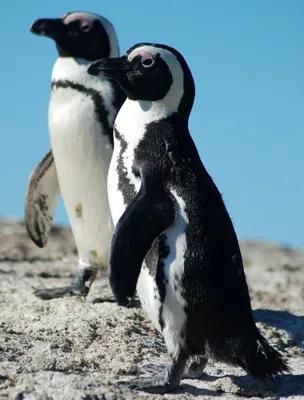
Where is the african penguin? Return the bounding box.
[87,43,289,393]
[25,12,126,300]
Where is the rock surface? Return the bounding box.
[0,219,303,400]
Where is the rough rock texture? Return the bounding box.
[0,219,303,400]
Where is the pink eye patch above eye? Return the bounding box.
[64,13,94,29]
[128,50,154,62]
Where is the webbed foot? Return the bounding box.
[92,296,138,307]
[92,296,117,304]
[183,356,208,379]
[120,375,179,394]
[118,355,186,393]
[34,284,89,300]
[34,267,96,300]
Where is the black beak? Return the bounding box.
[87,57,131,78]
[30,18,64,39]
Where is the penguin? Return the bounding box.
[87,43,290,393]
[25,12,126,300]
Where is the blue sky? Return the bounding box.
[1,1,303,248]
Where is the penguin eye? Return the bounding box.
[80,21,92,32]
[141,57,155,68]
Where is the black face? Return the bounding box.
[87,50,173,101]
[30,13,111,60]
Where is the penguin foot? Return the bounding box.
[92,296,139,307]
[126,296,138,308]
[33,283,89,300]
[118,375,179,394]
[183,356,208,379]
[92,296,117,304]
[34,267,96,300]
[118,356,186,393]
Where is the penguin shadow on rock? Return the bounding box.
[87,43,291,394]
[223,310,304,397]
[228,373,304,398]
[229,309,304,398]
[254,309,304,349]
[25,11,126,301]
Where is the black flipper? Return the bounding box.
[25,150,60,247]
[109,168,176,306]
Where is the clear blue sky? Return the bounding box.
[1,1,303,248]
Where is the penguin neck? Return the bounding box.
[121,97,180,123]
[135,69,185,119]
[115,97,182,147]
[116,74,189,140]
[51,57,110,90]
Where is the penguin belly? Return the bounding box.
[49,89,113,268]
[136,190,188,359]
[136,266,162,332]
[108,141,189,357]
[107,138,129,227]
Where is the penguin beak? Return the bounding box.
[30,18,64,39]
[87,57,131,78]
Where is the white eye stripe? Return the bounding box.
[64,12,96,24]
[128,49,154,62]
[64,13,95,32]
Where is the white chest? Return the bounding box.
[49,88,99,144]
[107,100,148,225]
[108,98,175,225]
[46,58,117,266]
[49,57,116,148]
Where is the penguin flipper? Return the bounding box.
[25,150,60,248]
[109,168,176,306]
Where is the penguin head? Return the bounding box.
[30,12,119,60]
[88,43,195,116]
